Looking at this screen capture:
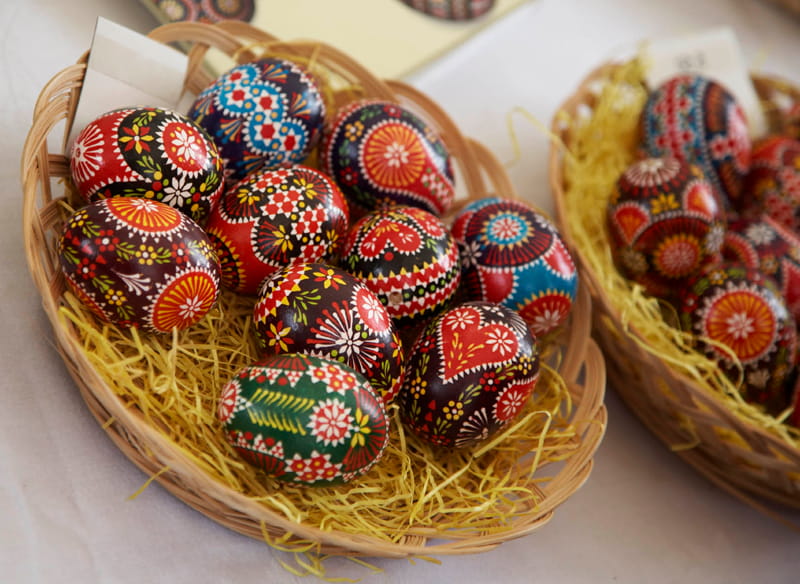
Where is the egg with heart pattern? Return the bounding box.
[218,353,389,486]
[321,99,455,216]
[188,57,326,185]
[398,301,539,448]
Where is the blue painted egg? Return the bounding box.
[450,196,578,337]
[188,57,326,185]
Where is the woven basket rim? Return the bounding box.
[548,58,800,513]
[21,20,608,557]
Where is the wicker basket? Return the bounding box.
[21,21,607,559]
[550,60,800,517]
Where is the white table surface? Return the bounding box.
[3,1,800,583]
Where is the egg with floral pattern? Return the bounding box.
[205,165,349,295]
[722,215,800,323]
[738,136,800,232]
[69,106,225,225]
[57,197,221,332]
[641,74,751,208]
[338,205,460,326]
[218,353,389,485]
[607,157,726,300]
[678,262,797,414]
[321,99,455,216]
[398,301,539,448]
[253,261,405,403]
[451,196,578,337]
[188,57,325,185]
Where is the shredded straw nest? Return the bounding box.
[550,57,800,519]
[21,21,607,575]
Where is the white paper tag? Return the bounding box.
[642,27,766,138]
[65,17,189,153]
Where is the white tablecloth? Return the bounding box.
[3,1,799,582]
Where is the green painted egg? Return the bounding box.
[218,353,389,486]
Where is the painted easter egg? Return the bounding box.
[678,262,798,414]
[57,197,221,332]
[398,301,539,448]
[253,262,405,403]
[188,57,326,184]
[738,136,800,232]
[321,99,455,216]
[607,157,726,300]
[400,0,495,20]
[641,74,751,208]
[338,205,461,325]
[722,215,800,323]
[451,196,578,337]
[205,165,349,295]
[218,353,389,485]
[69,106,225,225]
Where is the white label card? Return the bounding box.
[642,27,766,139]
[65,17,189,153]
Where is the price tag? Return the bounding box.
[65,17,189,153]
[642,27,766,138]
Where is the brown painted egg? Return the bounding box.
[321,99,455,216]
[69,106,225,226]
[398,301,539,448]
[641,74,751,208]
[722,216,800,323]
[738,136,800,232]
[451,196,578,337]
[607,157,726,300]
[678,262,797,414]
[338,205,460,326]
[253,261,405,403]
[188,57,326,185]
[205,165,349,295]
[58,197,221,332]
[218,353,389,486]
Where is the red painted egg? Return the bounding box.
[253,261,405,403]
[205,165,349,295]
[451,196,578,337]
[321,99,455,216]
[57,197,221,332]
[722,215,800,323]
[678,262,797,414]
[69,106,225,226]
[641,74,751,208]
[607,157,726,300]
[338,205,461,325]
[188,57,326,185]
[738,136,800,232]
[398,301,539,448]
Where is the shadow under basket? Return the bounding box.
[550,59,800,519]
[21,21,607,559]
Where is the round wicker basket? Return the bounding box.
[550,60,800,518]
[21,21,607,558]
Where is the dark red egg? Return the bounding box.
[398,301,539,448]
[607,157,726,300]
[253,261,405,403]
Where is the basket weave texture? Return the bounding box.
[21,21,607,558]
[550,61,800,515]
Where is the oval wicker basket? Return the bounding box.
[21,21,607,558]
[550,60,800,516]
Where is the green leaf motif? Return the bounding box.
[247,409,307,436]
[250,387,316,413]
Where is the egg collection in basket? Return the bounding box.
[21,21,607,560]
[550,57,800,514]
